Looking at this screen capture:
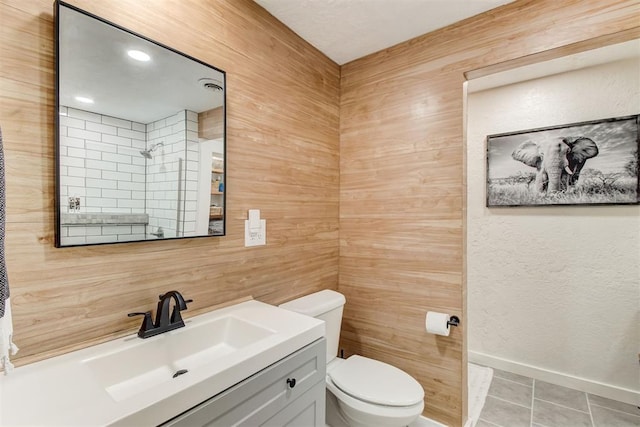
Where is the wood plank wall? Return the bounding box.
[0,0,339,363]
[198,107,224,140]
[339,1,640,425]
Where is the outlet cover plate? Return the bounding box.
[244,219,266,247]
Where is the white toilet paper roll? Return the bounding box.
[426,311,451,336]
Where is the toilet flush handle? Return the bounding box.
[286,378,296,388]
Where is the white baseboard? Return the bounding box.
[409,415,448,427]
[469,351,639,406]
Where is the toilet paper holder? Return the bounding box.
[447,316,460,327]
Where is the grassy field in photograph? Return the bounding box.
[487,176,638,206]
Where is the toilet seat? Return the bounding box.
[328,355,424,406]
[326,377,424,420]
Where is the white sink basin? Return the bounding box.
[0,299,325,427]
[83,316,276,401]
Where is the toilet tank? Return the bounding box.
[279,290,346,363]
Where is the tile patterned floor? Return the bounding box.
[476,368,640,427]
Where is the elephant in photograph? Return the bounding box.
[512,136,599,193]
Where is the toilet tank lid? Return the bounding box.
[279,290,346,317]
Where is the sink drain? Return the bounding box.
[173,369,188,378]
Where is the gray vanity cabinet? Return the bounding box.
[160,338,326,426]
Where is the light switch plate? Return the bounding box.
[245,219,266,247]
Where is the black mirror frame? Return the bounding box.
[54,0,227,247]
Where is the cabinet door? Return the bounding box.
[160,338,326,427]
[261,381,325,426]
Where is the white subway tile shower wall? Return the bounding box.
[60,106,147,213]
[59,107,202,244]
[184,111,200,237]
[59,106,147,244]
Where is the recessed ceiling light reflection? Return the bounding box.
[74,96,94,104]
[127,50,151,62]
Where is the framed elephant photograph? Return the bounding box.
[486,114,639,207]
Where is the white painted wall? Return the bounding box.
[466,55,640,404]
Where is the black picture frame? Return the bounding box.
[486,114,639,207]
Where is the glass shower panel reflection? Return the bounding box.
[144,110,197,239]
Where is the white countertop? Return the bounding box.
[0,300,324,426]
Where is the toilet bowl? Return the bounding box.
[279,290,424,427]
[325,357,424,427]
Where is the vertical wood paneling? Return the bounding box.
[339,0,639,425]
[0,0,339,364]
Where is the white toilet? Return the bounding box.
[280,290,424,427]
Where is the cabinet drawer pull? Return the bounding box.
[286,378,296,388]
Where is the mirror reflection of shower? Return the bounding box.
[140,141,164,159]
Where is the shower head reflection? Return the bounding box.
[140,142,164,159]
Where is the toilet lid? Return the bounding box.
[328,355,424,407]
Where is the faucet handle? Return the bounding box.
[128,311,154,338]
[128,311,151,318]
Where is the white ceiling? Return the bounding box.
[59,1,518,124]
[254,0,516,65]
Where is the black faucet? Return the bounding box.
[128,291,192,339]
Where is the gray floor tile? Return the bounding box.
[588,394,640,417]
[492,368,534,386]
[534,380,589,412]
[477,369,638,427]
[591,405,640,427]
[479,396,531,427]
[533,399,593,427]
[488,377,533,408]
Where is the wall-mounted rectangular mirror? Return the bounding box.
[55,1,225,247]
